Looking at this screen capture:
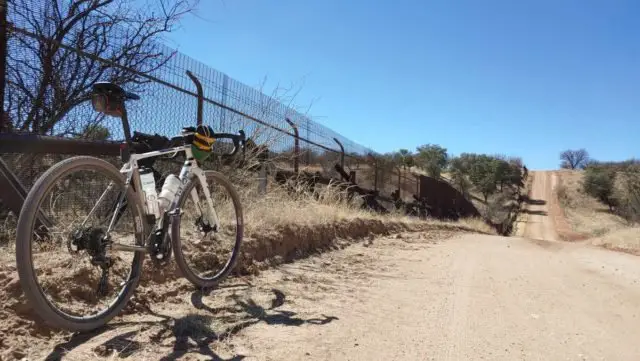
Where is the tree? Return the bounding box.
[415,144,448,178]
[582,166,618,211]
[448,156,472,195]
[560,149,590,169]
[396,149,415,170]
[491,157,523,191]
[493,159,512,191]
[6,0,198,135]
[505,161,524,189]
[468,155,498,202]
[76,123,110,140]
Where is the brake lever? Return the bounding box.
[212,130,246,157]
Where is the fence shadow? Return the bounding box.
[44,288,337,361]
[522,196,547,206]
[521,209,548,216]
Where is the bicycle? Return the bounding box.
[15,71,245,332]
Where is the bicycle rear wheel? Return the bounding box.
[171,171,243,288]
[15,156,146,332]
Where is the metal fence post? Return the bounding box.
[185,71,203,126]
[285,118,299,174]
[332,137,344,169]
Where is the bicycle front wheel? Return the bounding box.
[171,171,243,288]
[15,156,146,332]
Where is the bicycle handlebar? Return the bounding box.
[212,130,246,157]
[91,70,246,160]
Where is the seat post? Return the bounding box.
[119,103,133,148]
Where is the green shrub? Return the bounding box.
[614,166,640,223]
[582,167,618,211]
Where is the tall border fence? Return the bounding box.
[0,0,424,241]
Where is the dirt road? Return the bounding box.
[522,171,560,241]
[224,171,640,360]
[22,231,639,361]
[6,171,640,360]
[222,233,640,361]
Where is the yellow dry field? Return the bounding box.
[556,170,639,253]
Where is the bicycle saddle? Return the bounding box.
[92,82,140,101]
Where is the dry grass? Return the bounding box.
[588,227,640,255]
[0,171,493,264]
[242,182,375,237]
[228,177,495,275]
[0,211,17,246]
[556,170,639,254]
[555,170,629,237]
[239,176,493,236]
[455,217,496,234]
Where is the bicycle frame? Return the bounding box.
[83,142,221,254]
[84,72,228,254]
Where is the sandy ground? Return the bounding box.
[221,171,640,360]
[4,171,640,360]
[227,234,640,361]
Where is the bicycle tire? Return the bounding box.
[171,171,243,288]
[15,156,147,332]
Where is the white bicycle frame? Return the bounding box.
[83,137,221,253]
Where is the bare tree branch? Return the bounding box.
[6,0,199,134]
[560,149,589,170]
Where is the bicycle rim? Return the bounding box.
[172,171,243,288]
[15,156,145,331]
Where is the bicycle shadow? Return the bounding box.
[44,285,338,360]
[191,287,339,332]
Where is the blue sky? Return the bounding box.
[166,0,640,170]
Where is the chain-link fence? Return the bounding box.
[0,1,420,242]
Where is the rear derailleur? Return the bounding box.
[68,227,114,298]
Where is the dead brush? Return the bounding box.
[239,176,373,238]
[556,183,571,207]
[0,211,17,247]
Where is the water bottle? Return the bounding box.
[158,174,181,214]
[139,167,159,218]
